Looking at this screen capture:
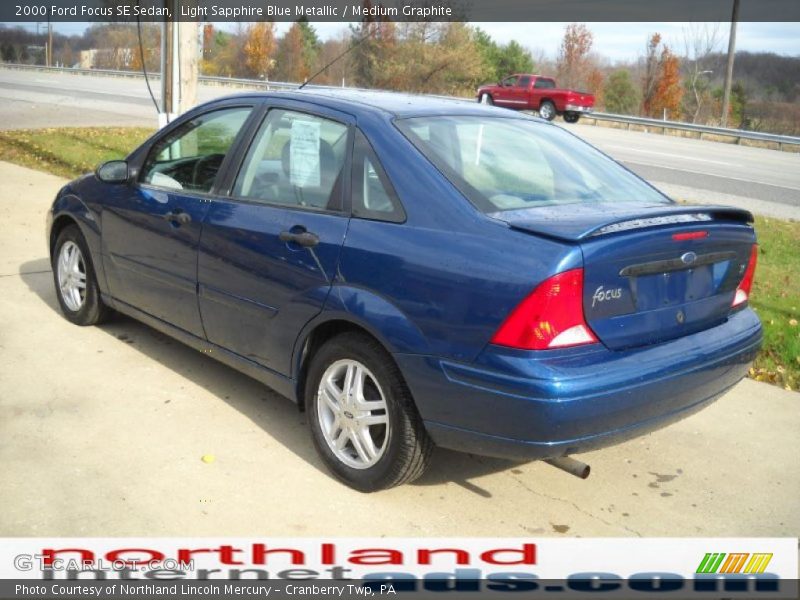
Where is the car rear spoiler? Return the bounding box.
[489,204,754,242]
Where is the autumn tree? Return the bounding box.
[243,22,276,80]
[557,23,593,89]
[604,69,640,114]
[642,33,684,119]
[351,16,397,89]
[682,24,721,122]
[274,23,310,82]
[130,23,160,73]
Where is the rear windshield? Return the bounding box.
[395,115,671,213]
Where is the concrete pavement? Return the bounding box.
[0,161,798,538]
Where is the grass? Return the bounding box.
[750,216,800,391]
[0,127,155,179]
[0,127,797,391]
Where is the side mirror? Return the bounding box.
[96,160,129,184]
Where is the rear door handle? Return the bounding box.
[164,210,191,225]
[279,230,319,248]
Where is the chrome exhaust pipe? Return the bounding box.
[545,456,590,479]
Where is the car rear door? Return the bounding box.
[102,103,256,338]
[197,102,352,376]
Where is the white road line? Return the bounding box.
[603,144,737,166]
[623,160,800,192]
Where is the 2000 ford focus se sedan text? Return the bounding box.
[47,90,762,491]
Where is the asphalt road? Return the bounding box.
[1,67,799,219]
[1,161,799,538]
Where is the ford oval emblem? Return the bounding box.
[681,251,697,265]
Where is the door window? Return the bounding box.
[501,76,518,87]
[140,107,252,193]
[233,109,349,211]
[351,131,405,223]
[517,76,531,87]
[534,78,556,89]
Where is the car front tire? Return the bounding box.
[52,224,110,326]
[306,332,433,492]
[479,93,494,105]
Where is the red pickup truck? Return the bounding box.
[476,74,595,123]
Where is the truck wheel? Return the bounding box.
[563,112,581,124]
[479,93,494,105]
[538,101,556,121]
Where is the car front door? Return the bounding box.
[197,104,352,376]
[102,104,255,338]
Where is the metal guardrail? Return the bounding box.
[0,62,302,90]
[586,112,800,150]
[3,62,799,149]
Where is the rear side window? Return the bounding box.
[534,78,555,89]
[396,115,670,213]
[141,107,252,193]
[351,131,405,223]
[233,109,349,211]
[517,76,531,88]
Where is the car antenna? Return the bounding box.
[297,25,380,91]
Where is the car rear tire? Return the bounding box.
[52,224,110,326]
[306,332,433,492]
[538,100,556,121]
[479,93,494,105]
[563,112,581,124]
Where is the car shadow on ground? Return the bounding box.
[20,257,525,494]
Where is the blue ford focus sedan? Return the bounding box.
[47,90,762,491]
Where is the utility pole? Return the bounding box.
[160,0,199,128]
[721,0,740,127]
[47,17,53,67]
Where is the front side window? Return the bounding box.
[501,76,518,87]
[396,115,670,213]
[141,107,252,193]
[233,109,349,211]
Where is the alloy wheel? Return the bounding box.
[316,359,390,469]
[57,241,86,312]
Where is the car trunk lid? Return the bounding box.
[490,203,756,350]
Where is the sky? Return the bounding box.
[9,21,800,61]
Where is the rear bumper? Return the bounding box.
[565,104,593,113]
[395,308,761,460]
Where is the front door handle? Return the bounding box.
[165,210,191,225]
[279,230,319,248]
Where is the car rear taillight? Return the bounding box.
[732,244,758,308]
[491,268,598,350]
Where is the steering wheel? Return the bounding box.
[191,154,225,191]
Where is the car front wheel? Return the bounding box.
[52,224,110,326]
[306,332,433,492]
[479,93,494,105]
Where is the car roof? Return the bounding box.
[209,88,544,120]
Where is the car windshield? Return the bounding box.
[395,115,671,213]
